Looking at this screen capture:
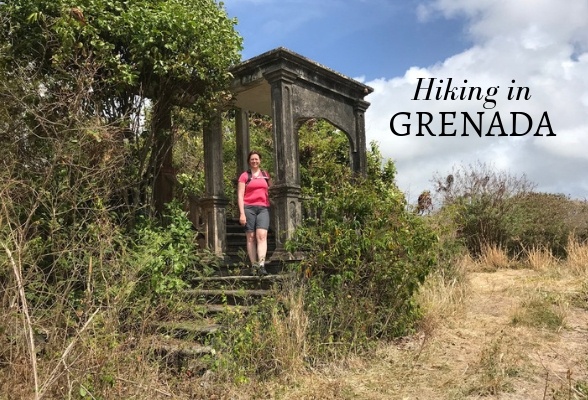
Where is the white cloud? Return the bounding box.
[365,0,588,199]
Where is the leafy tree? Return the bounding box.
[0,2,242,396]
[1,0,243,214]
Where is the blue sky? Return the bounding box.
[224,0,471,80]
[223,0,588,201]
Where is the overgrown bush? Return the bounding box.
[132,201,202,297]
[0,47,215,399]
[286,138,438,355]
[433,162,588,260]
[505,193,588,258]
[433,162,535,258]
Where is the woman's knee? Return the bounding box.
[246,232,256,243]
[256,229,267,242]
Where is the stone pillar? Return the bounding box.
[352,99,370,175]
[201,113,228,257]
[152,100,174,217]
[235,108,250,179]
[264,69,302,260]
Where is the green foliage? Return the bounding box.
[2,0,243,216]
[132,200,207,297]
[290,177,436,346]
[298,119,350,197]
[434,163,588,259]
[1,0,242,105]
[288,128,437,353]
[505,193,588,258]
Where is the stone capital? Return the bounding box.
[269,184,302,198]
[354,99,370,113]
[263,69,299,85]
[199,196,229,208]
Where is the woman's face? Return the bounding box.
[248,154,261,168]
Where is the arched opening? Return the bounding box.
[297,118,354,220]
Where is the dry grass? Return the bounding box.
[415,256,470,335]
[269,284,309,376]
[238,245,588,400]
[462,333,525,397]
[566,236,588,275]
[476,243,511,271]
[526,245,559,271]
[3,242,588,399]
[511,289,568,331]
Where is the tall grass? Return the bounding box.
[269,283,309,375]
[525,245,559,271]
[416,255,470,333]
[565,236,588,275]
[477,244,511,271]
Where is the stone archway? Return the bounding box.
[201,47,373,259]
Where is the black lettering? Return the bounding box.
[417,112,435,136]
[462,112,484,136]
[511,112,532,136]
[412,78,434,100]
[534,112,555,136]
[487,112,507,136]
[439,112,457,136]
[390,112,411,136]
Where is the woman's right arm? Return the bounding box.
[237,181,246,226]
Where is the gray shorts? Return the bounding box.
[244,205,270,232]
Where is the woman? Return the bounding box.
[237,151,272,275]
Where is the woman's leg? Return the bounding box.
[246,231,257,266]
[244,206,258,268]
[256,228,268,267]
[255,207,270,275]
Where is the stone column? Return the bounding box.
[201,112,228,257]
[235,108,251,177]
[352,99,370,175]
[152,100,174,217]
[264,69,302,260]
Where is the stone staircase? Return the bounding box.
[144,219,290,375]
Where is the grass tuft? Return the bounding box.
[525,245,559,271]
[565,236,588,276]
[477,244,511,271]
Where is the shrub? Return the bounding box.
[131,200,216,299]
[286,142,437,356]
[433,162,535,258]
[433,163,588,260]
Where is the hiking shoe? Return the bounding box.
[250,263,259,276]
[258,264,269,276]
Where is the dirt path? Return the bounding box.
[266,268,588,400]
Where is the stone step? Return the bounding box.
[190,272,291,290]
[150,320,221,340]
[147,262,295,374]
[184,288,272,305]
[202,303,252,314]
[146,334,214,374]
